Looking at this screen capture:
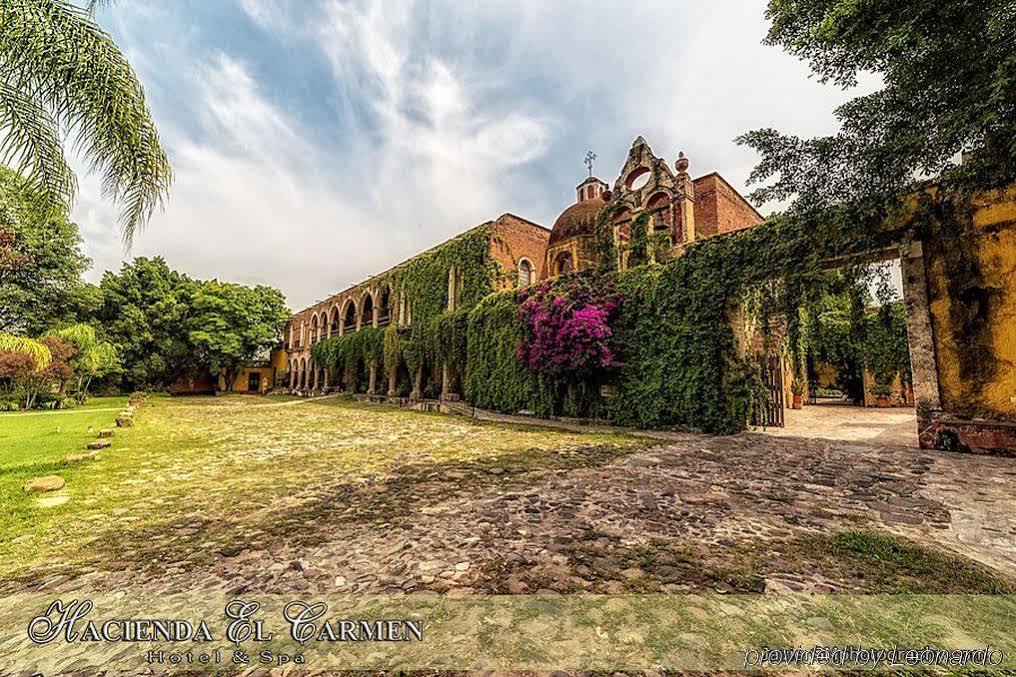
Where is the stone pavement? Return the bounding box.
[20,423,1013,600]
[763,401,918,448]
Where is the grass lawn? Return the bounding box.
[1,395,650,586]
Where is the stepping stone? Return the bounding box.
[23,476,65,493]
[37,493,69,508]
[98,429,114,438]
[115,414,133,428]
[65,452,99,464]
[87,440,111,450]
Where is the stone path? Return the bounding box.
[18,425,1013,599]
[763,401,918,447]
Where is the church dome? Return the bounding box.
[548,197,606,245]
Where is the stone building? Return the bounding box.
[282,137,762,396]
[284,137,760,395]
[283,213,549,395]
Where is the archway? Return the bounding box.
[361,293,375,327]
[342,300,357,334]
[554,251,574,276]
[377,287,392,326]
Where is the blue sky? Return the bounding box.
[74,0,877,310]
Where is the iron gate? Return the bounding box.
[755,354,785,428]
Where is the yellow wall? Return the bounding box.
[218,366,276,394]
[925,185,1016,419]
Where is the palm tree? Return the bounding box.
[0,0,172,245]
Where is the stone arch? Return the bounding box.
[624,166,651,191]
[554,251,574,276]
[310,313,321,345]
[341,298,357,334]
[377,286,393,326]
[360,291,375,328]
[328,305,340,336]
[517,257,534,287]
[645,190,674,233]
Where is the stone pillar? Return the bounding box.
[322,370,329,392]
[411,365,423,399]
[387,365,397,397]
[368,361,377,395]
[440,364,450,400]
[900,241,942,433]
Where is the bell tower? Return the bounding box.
[577,150,607,202]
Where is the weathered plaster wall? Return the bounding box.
[925,185,1016,419]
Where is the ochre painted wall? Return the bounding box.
[218,366,276,394]
[925,185,1016,419]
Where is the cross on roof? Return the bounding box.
[584,150,596,177]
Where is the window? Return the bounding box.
[517,258,533,287]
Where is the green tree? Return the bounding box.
[186,281,288,392]
[93,257,191,390]
[0,168,93,335]
[0,0,172,243]
[739,0,1015,214]
[0,332,51,408]
[56,323,120,402]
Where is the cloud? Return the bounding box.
[73,0,882,311]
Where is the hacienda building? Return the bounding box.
[277,136,1016,456]
[282,137,762,396]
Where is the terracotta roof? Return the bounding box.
[548,197,605,245]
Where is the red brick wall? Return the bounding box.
[490,213,550,287]
[692,173,763,239]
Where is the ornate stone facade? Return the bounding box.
[542,137,762,278]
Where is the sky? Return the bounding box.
[74,0,882,311]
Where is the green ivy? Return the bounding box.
[861,301,911,395]
[311,326,384,388]
[389,225,500,373]
[628,212,650,267]
[464,291,556,416]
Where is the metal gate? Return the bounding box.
[755,354,785,428]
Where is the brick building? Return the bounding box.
[283,137,761,395]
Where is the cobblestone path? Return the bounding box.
[21,424,1013,599]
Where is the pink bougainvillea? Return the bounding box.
[517,273,622,375]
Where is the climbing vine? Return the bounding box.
[627,212,650,267]
[593,205,618,273]
[388,225,501,374]
[464,291,556,417]
[311,326,384,389]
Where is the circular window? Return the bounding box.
[626,167,651,191]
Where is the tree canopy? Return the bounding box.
[186,281,289,391]
[739,0,1015,214]
[93,257,192,390]
[0,167,94,335]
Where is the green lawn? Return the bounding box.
[1,395,649,586]
[0,397,127,470]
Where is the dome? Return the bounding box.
[548,197,605,245]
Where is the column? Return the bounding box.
[900,241,942,425]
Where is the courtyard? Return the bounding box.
[3,396,1013,598]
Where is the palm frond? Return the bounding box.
[86,0,117,11]
[0,0,172,246]
[0,82,77,216]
